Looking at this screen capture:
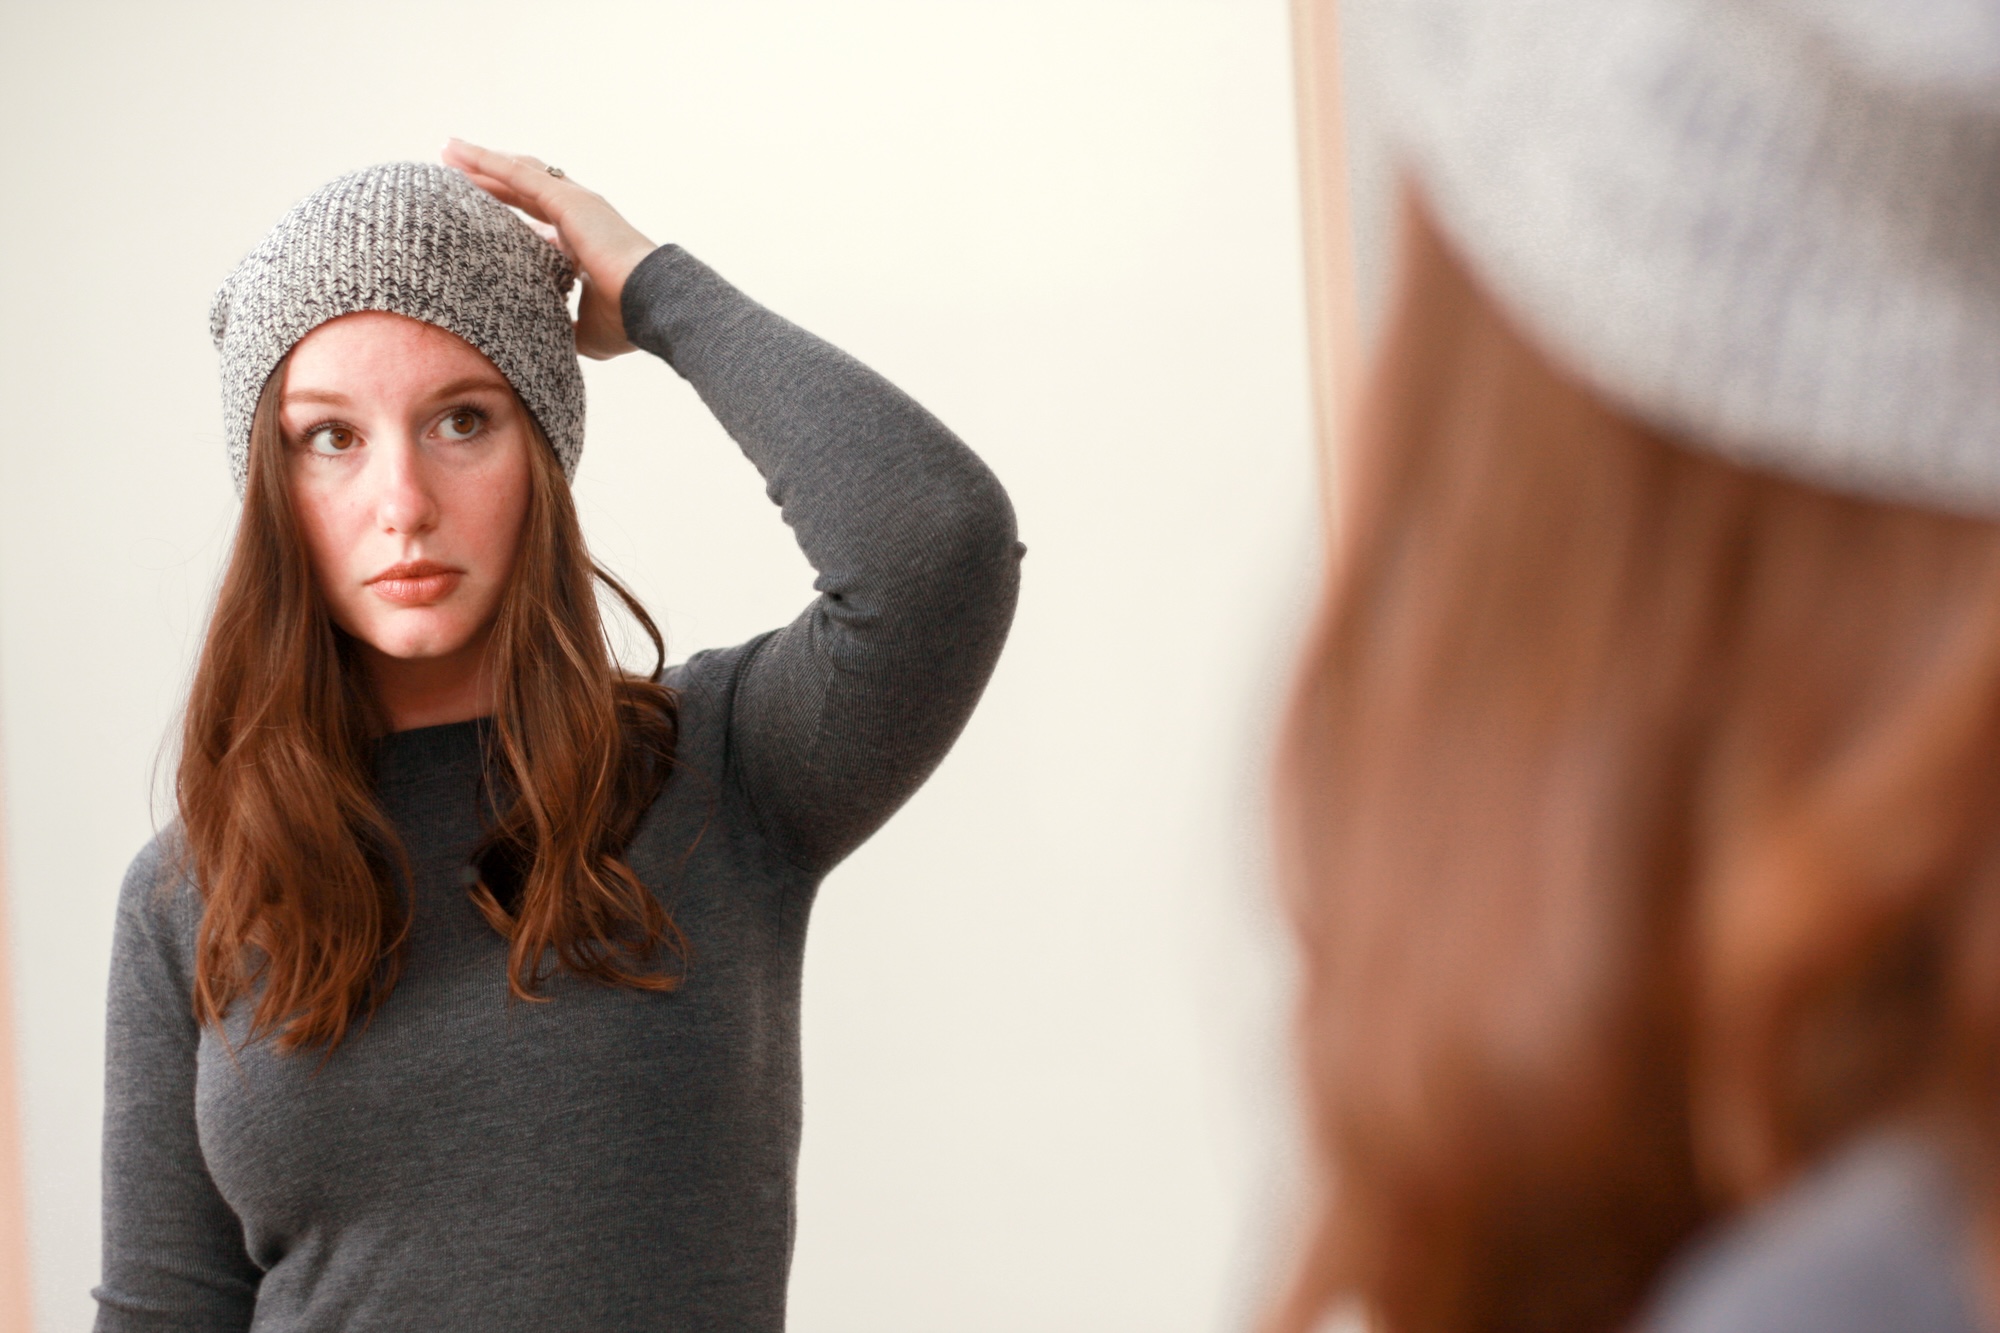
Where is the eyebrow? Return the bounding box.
[281,375,513,410]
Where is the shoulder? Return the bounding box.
[1639,1130,1982,1333]
[115,823,200,953]
[106,827,205,1045]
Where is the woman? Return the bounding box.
[1275,4,2000,1331]
[95,142,1020,1330]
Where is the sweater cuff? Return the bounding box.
[619,244,746,372]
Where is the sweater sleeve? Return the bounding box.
[94,836,260,1332]
[621,245,1023,874]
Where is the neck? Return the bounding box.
[361,631,498,733]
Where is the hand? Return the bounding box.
[441,138,656,360]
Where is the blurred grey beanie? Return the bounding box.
[1368,0,2000,516]
[208,161,583,496]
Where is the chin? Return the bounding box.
[353,614,483,662]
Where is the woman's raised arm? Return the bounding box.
[624,244,1022,872]
[445,142,1024,875]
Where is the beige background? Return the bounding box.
[0,2,1339,1328]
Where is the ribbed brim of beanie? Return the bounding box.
[209,161,583,495]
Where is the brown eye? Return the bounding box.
[305,425,356,456]
[439,409,483,441]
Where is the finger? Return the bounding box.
[441,137,530,181]
[456,171,567,254]
[524,215,573,262]
[454,169,554,225]
[452,167,528,207]
[443,139,572,218]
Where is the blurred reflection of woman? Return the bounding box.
[1276,7,2000,1332]
[95,141,1020,1331]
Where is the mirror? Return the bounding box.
[0,4,1327,1328]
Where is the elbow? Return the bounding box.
[909,460,1023,600]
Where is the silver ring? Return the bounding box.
[546,165,566,179]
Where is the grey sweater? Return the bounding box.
[1639,1132,1983,1333]
[94,245,1023,1331]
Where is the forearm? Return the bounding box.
[621,244,1018,593]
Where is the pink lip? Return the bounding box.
[368,560,464,606]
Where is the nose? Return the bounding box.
[373,433,439,536]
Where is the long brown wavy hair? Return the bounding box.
[1271,196,2000,1332]
[177,357,684,1054]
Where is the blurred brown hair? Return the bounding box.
[1271,196,2000,1333]
[177,361,684,1054]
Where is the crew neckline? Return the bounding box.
[371,715,493,786]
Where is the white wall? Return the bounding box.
[0,3,1317,1328]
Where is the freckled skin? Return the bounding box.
[282,312,534,731]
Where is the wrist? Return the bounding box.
[604,239,657,306]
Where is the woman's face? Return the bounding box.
[281,312,534,675]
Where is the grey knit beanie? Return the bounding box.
[209,161,583,496]
[1365,0,2000,517]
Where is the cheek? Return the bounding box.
[465,448,535,586]
[287,480,366,596]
